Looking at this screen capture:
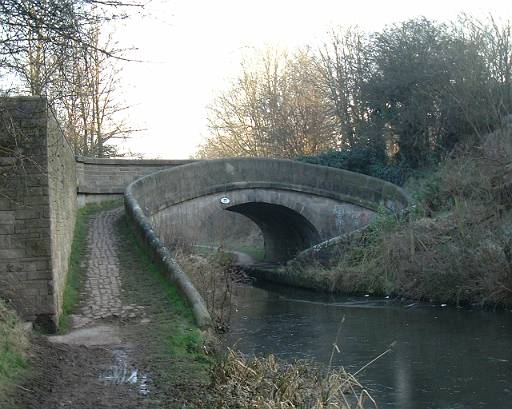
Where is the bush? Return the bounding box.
[173,248,247,331]
[297,148,410,185]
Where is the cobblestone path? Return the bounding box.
[80,208,144,320]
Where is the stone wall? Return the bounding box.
[47,114,77,324]
[76,157,194,206]
[0,97,76,331]
[0,98,193,329]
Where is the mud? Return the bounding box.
[49,325,122,347]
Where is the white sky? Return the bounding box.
[115,0,512,159]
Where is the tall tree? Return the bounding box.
[0,0,142,157]
[451,15,512,134]
[198,49,335,159]
[52,24,135,157]
[317,27,375,149]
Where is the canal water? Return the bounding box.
[224,281,512,409]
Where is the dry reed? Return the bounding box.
[198,349,378,409]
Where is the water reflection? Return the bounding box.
[225,282,512,409]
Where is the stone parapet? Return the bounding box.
[76,156,194,198]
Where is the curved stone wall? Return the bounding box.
[124,186,213,329]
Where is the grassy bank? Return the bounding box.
[228,244,265,262]
[0,299,28,400]
[284,129,512,307]
[116,214,213,394]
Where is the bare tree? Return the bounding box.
[200,16,512,171]
[317,27,374,149]
[52,23,137,157]
[0,0,139,92]
[198,49,336,159]
[452,15,512,133]
[0,0,143,157]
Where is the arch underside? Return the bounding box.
[226,202,321,262]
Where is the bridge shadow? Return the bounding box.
[226,202,321,263]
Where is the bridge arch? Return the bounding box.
[226,202,321,262]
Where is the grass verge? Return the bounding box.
[116,215,212,394]
[0,299,29,400]
[59,199,123,331]
[229,244,265,262]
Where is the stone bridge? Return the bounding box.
[126,158,409,263]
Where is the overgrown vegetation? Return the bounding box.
[196,349,376,409]
[289,127,512,307]
[173,247,247,331]
[297,147,410,185]
[0,299,28,399]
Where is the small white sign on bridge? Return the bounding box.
[220,197,231,204]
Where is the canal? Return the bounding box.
[224,281,512,409]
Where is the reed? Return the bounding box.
[197,348,378,409]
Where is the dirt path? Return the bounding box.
[6,207,209,409]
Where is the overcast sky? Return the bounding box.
[115,0,512,159]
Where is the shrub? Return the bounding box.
[173,248,247,331]
[297,148,410,185]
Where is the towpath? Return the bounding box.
[7,207,208,409]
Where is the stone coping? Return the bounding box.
[76,157,195,166]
